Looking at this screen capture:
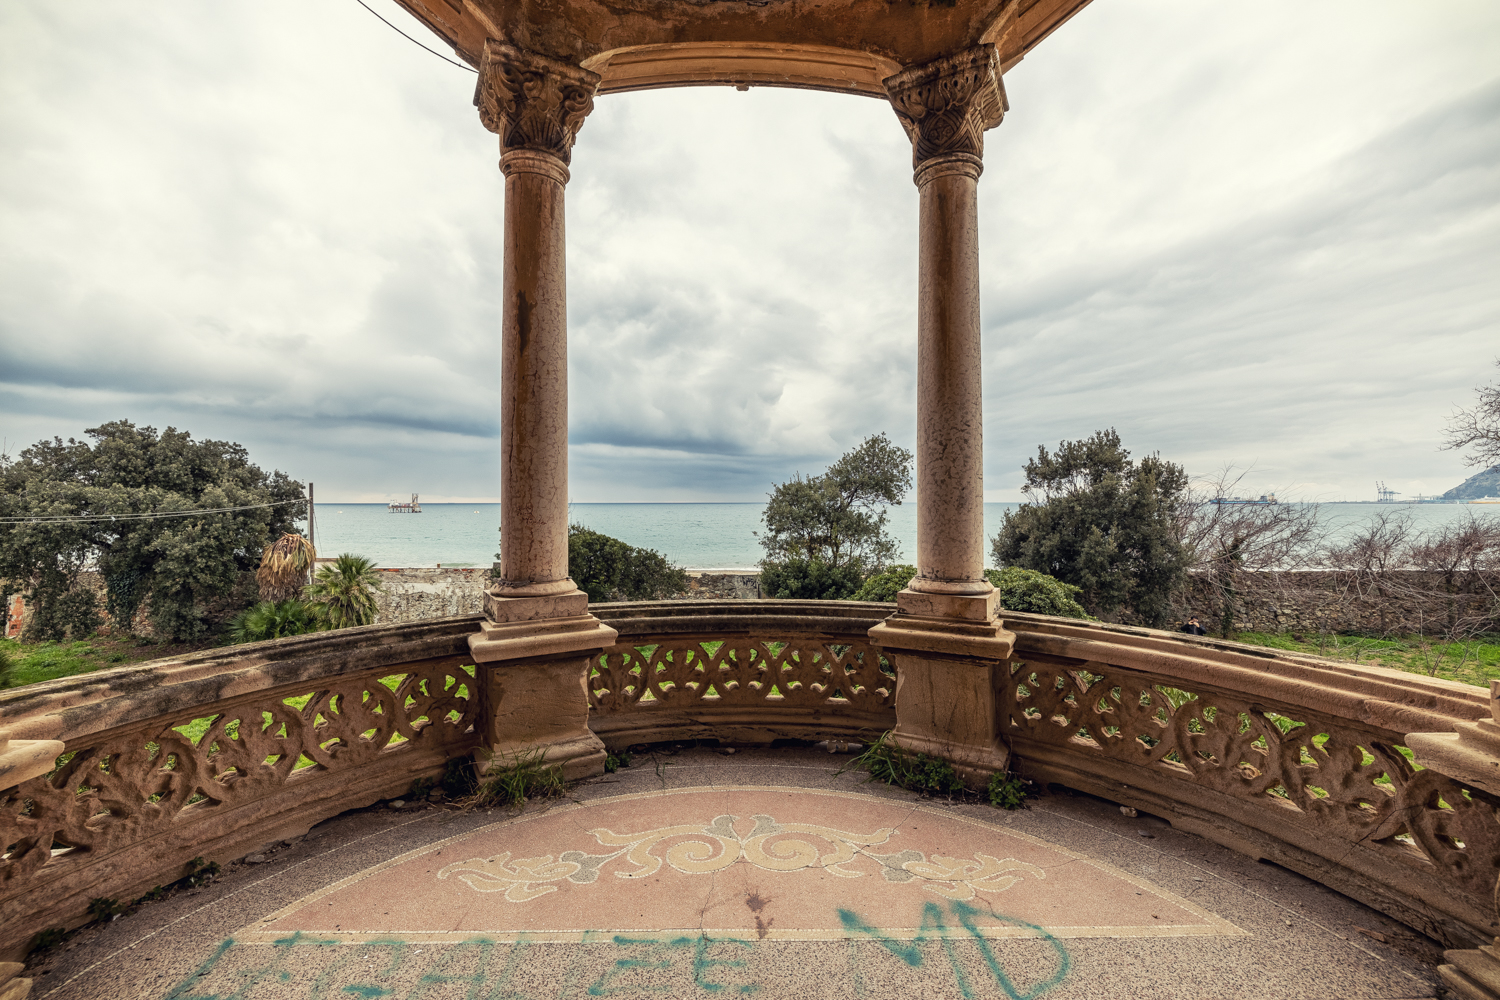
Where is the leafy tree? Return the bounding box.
[1444,358,1500,468]
[0,421,305,642]
[568,526,687,603]
[758,433,912,600]
[228,600,322,643]
[983,567,1091,619]
[851,564,917,603]
[305,554,382,629]
[990,429,1190,626]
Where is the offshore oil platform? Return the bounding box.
[388,493,422,513]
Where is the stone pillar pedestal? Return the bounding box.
[868,592,1014,785]
[871,45,1014,787]
[466,40,613,782]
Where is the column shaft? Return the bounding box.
[500,153,572,594]
[914,158,987,594]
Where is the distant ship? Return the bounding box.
[1210,494,1277,505]
[388,493,423,513]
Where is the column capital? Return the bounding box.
[884,45,1007,175]
[475,40,601,165]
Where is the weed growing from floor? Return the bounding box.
[411,757,479,801]
[30,928,67,953]
[473,747,567,809]
[29,854,226,954]
[87,897,128,922]
[848,732,965,796]
[605,751,632,773]
[847,732,1035,811]
[986,772,1032,810]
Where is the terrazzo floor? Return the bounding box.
[23,746,1446,1000]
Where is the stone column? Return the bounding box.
[466,40,616,779]
[869,45,1016,786]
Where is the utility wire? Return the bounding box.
[0,499,306,525]
[352,0,477,74]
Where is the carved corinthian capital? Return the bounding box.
[884,46,1007,172]
[475,41,601,165]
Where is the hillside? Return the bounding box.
[1441,465,1500,500]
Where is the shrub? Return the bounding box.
[760,557,865,601]
[990,429,1189,625]
[23,587,101,643]
[568,526,687,603]
[985,566,1092,619]
[227,600,322,644]
[851,564,917,603]
[411,757,480,801]
[0,644,13,689]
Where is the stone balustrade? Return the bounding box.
[0,617,483,957]
[0,600,1496,960]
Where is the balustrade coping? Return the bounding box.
[0,601,1487,745]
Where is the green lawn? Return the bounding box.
[0,634,176,687]
[1232,631,1500,689]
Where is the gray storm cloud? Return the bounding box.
[1,0,1496,502]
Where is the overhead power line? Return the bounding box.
[352,0,477,74]
[0,499,306,525]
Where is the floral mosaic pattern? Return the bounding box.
[437,813,1044,902]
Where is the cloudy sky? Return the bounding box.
[2,1,1497,504]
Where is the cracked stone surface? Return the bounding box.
[24,747,1445,999]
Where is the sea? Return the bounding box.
[306,501,1497,570]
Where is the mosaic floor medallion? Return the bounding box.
[238,787,1243,945]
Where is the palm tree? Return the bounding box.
[305,554,383,629]
[257,533,316,602]
[228,600,320,643]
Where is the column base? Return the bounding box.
[476,732,607,784]
[869,594,1016,789]
[467,592,619,784]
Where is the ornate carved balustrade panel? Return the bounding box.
[0,617,483,954]
[591,636,893,713]
[0,660,476,887]
[587,602,898,746]
[1000,611,1500,947]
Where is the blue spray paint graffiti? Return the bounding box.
[158,904,1071,999]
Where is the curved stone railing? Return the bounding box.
[995,610,1497,949]
[588,601,896,746]
[0,599,1495,956]
[0,616,483,956]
